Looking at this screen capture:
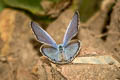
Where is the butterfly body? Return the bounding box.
[31,11,81,64]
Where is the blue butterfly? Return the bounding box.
[30,11,81,64]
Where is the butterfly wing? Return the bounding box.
[30,22,57,48]
[63,11,79,47]
[40,40,81,64]
[40,45,61,63]
[63,40,81,62]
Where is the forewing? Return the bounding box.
[63,40,81,62]
[30,22,57,48]
[40,45,61,62]
[63,11,79,47]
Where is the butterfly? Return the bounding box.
[30,11,81,64]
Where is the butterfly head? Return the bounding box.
[57,44,64,53]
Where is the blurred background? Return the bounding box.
[0,0,102,23]
[0,0,120,80]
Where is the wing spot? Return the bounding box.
[53,59,56,61]
[70,57,73,59]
